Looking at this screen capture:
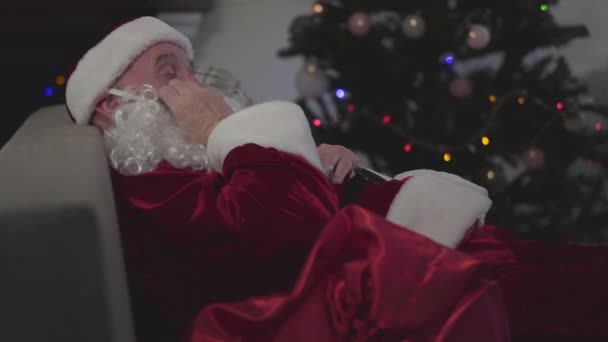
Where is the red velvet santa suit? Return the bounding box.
[111,101,608,341]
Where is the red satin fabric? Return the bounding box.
[111,143,608,341]
[185,207,509,342]
[459,225,608,341]
[111,144,341,331]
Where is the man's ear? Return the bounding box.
[95,94,120,117]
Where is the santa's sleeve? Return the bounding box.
[349,169,492,249]
[385,170,492,248]
[116,101,339,258]
[206,101,324,173]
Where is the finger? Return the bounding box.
[324,160,337,178]
[173,79,203,98]
[346,167,357,180]
[185,72,203,86]
[159,83,180,101]
[182,79,204,90]
[168,78,184,87]
[337,146,360,165]
[332,158,353,184]
[172,79,201,99]
[317,144,330,153]
[321,158,333,174]
[175,78,204,93]
[159,85,184,114]
[195,88,218,109]
[317,145,332,168]
[201,89,233,117]
[324,156,339,177]
[350,152,361,167]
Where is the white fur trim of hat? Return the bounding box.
[66,16,194,125]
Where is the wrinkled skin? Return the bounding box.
[317,143,360,183]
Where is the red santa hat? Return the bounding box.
[66,16,194,125]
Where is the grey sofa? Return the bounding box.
[0,105,134,342]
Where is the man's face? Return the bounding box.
[97,42,218,175]
[92,42,199,129]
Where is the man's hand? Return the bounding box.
[159,79,233,145]
[317,144,360,184]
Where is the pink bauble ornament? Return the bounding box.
[449,78,474,98]
[522,147,545,171]
[467,24,491,50]
[296,65,329,98]
[348,12,372,36]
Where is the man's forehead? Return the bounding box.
[146,42,190,61]
[114,42,193,88]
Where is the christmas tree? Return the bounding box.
[279,0,608,243]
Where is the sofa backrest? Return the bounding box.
[0,105,134,342]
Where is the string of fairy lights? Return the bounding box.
[297,1,605,175]
[333,89,569,168]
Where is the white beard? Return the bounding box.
[103,89,209,175]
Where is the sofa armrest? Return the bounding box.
[0,105,134,342]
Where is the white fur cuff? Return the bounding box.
[387,171,492,248]
[394,169,488,197]
[206,101,323,172]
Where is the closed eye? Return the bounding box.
[160,66,176,80]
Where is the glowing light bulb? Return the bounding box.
[444,55,455,65]
[404,144,413,152]
[596,122,602,131]
[313,119,322,127]
[56,75,66,86]
[44,87,54,97]
[556,102,564,110]
[518,97,526,105]
[540,4,549,12]
[481,136,490,146]
[443,153,452,162]
[313,3,324,14]
[487,170,495,180]
[382,115,392,124]
[489,95,497,103]
[335,89,346,99]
